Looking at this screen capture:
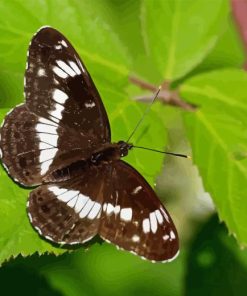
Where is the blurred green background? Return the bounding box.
[0,0,247,295]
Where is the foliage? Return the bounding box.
[0,0,247,294]
[185,216,247,295]
[1,215,247,296]
[182,69,247,246]
[0,244,186,296]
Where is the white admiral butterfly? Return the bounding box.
[0,27,179,262]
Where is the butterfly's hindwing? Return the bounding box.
[27,164,112,244]
[99,161,179,262]
[28,160,179,261]
[0,104,58,185]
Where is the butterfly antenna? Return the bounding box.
[126,86,161,143]
[132,146,191,159]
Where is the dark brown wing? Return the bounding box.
[0,104,93,185]
[99,161,179,262]
[25,27,110,141]
[27,163,112,244]
[0,27,110,186]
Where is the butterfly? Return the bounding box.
[0,27,179,262]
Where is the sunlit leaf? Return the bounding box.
[0,244,186,296]
[140,0,229,81]
[181,69,247,246]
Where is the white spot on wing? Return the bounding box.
[55,44,62,50]
[37,68,46,76]
[40,142,53,150]
[75,56,85,73]
[49,103,64,120]
[53,66,68,78]
[160,207,170,223]
[103,203,107,211]
[45,235,54,241]
[37,117,59,174]
[150,212,158,233]
[2,162,10,174]
[58,190,79,203]
[39,117,58,127]
[60,40,68,47]
[170,230,176,240]
[163,234,169,241]
[36,123,57,134]
[50,116,59,123]
[28,212,33,222]
[79,199,94,218]
[67,195,78,208]
[69,61,81,75]
[85,101,96,108]
[56,60,76,77]
[114,205,120,214]
[132,186,142,195]
[162,250,180,263]
[88,202,101,219]
[132,234,140,242]
[48,186,101,220]
[35,226,42,235]
[155,209,164,224]
[53,89,68,104]
[106,203,114,215]
[39,133,58,147]
[142,218,150,233]
[54,78,59,85]
[120,208,132,221]
[74,194,89,213]
[40,160,53,175]
[40,148,58,162]
[49,186,67,196]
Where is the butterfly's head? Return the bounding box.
[117,141,133,157]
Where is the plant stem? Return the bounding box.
[129,76,196,111]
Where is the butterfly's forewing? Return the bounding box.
[25,27,110,141]
[99,161,179,262]
[27,164,112,244]
[0,27,111,185]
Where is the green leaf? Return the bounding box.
[194,16,245,71]
[0,0,167,264]
[140,0,229,81]
[0,245,186,296]
[177,15,245,84]
[0,0,131,106]
[185,215,247,295]
[181,69,247,246]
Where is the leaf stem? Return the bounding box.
[129,76,196,111]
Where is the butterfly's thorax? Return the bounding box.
[45,141,132,183]
[91,141,133,164]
